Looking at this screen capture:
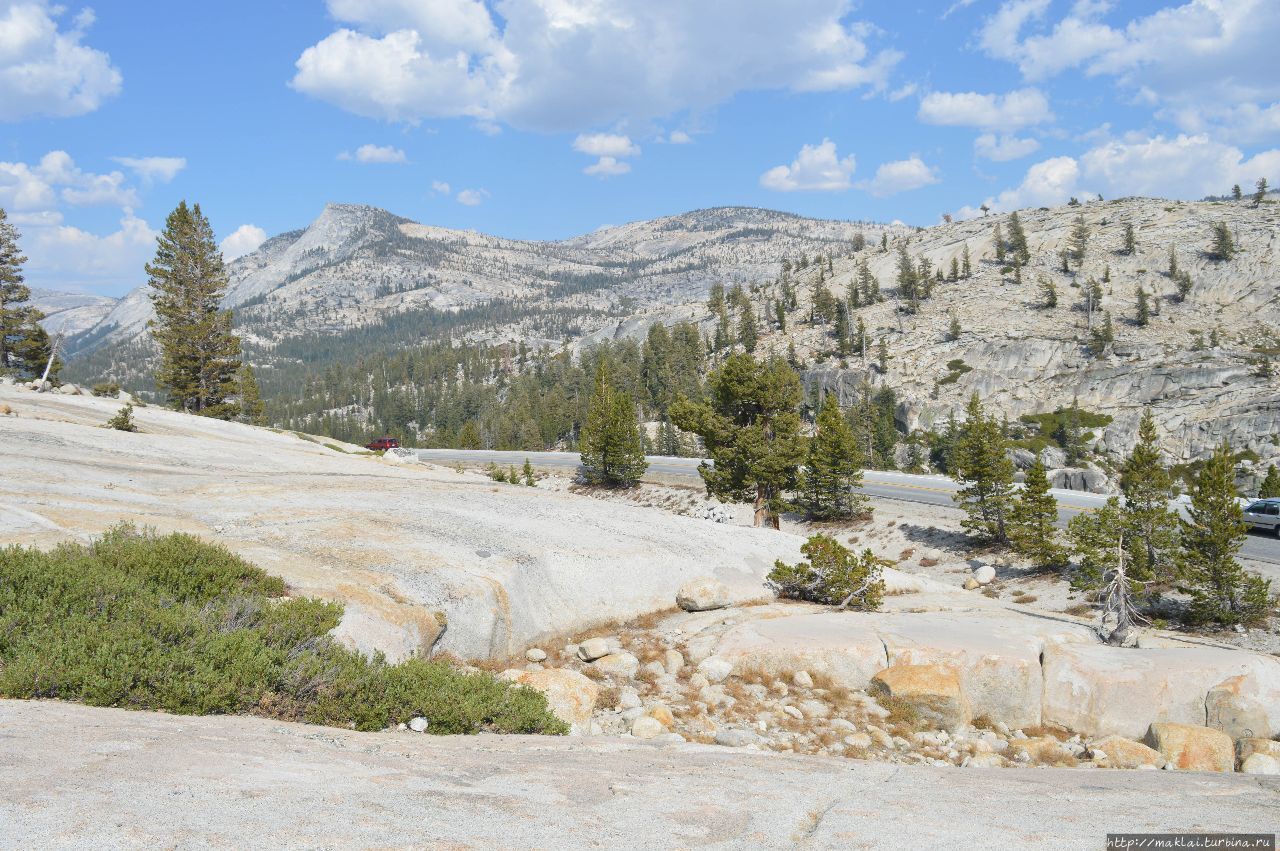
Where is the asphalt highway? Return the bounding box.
[416,448,1280,566]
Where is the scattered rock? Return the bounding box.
[1240,754,1280,775]
[648,705,675,728]
[408,717,428,733]
[631,716,664,740]
[696,656,734,684]
[792,670,814,689]
[714,728,757,748]
[782,706,804,721]
[1205,674,1274,740]
[577,637,613,662]
[663,649,685,675]
[1236,738,1280,765]
[525,648,547,663]
[1088,736,1163,769]
[972,565,996,586]
[676,577,731,612]
[869,664,970,731]
[594,652,640,680]
[963,577,981,591]
[843,733,873,749]
[56,383,81,396]
[962,753,1004,768]
[1144,723,1233,773]
[617,687,642,710]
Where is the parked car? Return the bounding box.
[1242,498,1280,535]
[365,436,401,451]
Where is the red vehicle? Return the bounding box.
[366,436,401,451]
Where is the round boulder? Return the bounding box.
[500,668,599,732]
[972,565,996,585]
[577,637,613,662]
[631,715,664,739]
[676,577,732,612]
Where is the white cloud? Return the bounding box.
[18,210,157,292]
[862,156,939,197]
[978,0,1280,140]
[974,133,1040,161]
[220,224,268,261]
[667,130,692,144]
[110,156,187,184]
[0,151,137,210]
[956,155,1084,218]
[573,133,640,158]
[456,187,487,206]
[0,1,121,120]
[583,156,630,177]
[338,143,408,163]
[918,88,1052,131]
[291,0,901,132]
[431,179,451,194]
[760,139,856,192]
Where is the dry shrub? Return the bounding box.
[981,587,1001,598]
[898,547,915,562]
[919,557,940,567]
[0,404,12,416]
[878,695,921,734]
[1063,603,1094,617]
[1022,725,1071,742]
[595,684,620,709]
[1013,594,1038,604]
[971,714,997,731]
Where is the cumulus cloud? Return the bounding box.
[667,130,692,144]
[18,210,157,293]
[974,133,1040,161]
[0,151,137,210]
[219,224,268,261]
[583,156,630,177]
[760,139,856,192]
[456,187,488,206]
[572,133,639,158]
[111,156,187,183]
[291,0,901,132]
[978,0,1280,140]
[338,143,408,163]
[861,156,939,197]
[917,88,1052,131]
[0,2,122,120]
[431,179,451,194]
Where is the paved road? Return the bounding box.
[416,448,1280,565]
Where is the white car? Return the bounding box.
[1242,498,1280,535]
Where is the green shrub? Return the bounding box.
[91,381,120,397]
[768,534,888,610]
[0,525,566,735]
[105,403,137,432]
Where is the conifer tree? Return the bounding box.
[1007,211,1029,266]
[1175,270,1193,302]
[896,244,919,310]
[993,222,1006,265]
[523,458,536,486]
[0,208,55,379]
[947,314,961,341]
[670,354,806,529]
[1068,499,1147,644]
[580,361,648,487]
[961,243,972,278]
[801,394,868,520]
[774,299,786,331]
[1068,214,1089,268]
[876,337,890,374]
[237,362,266,425]
[1119,409,1180,584]
[1259,464,1280,498]
[147,201,242,418]
[1136,286,1150,327]
[738,307,758,353]
[1167,245,1178,279]
[768,534,887,610]
[457,420,483,449]
[1254,177,1269,206]
[1010,460,1065,568]
[1122,223,1136,255]
[1231,184,1242,201]
[949,257,959,281]
[854,316,867,358]
[1179,442,1272,625]
[1038,276,1057,308]
[953,393,1015,543]
[1088,311,1114,358]
[1210,222,1235,260]
[834,302,851,356]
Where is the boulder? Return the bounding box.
[1048,467,1110,493]
[525,648,547,663]
[792,670,814,689]
[1144,723,1233,772]
[972,565,996,586]
[594,652,640,680]
[1038,446,1067,469]
[696,656,734,684]
[676,577,732,612]
[869,664,970,732]
[663,649,685,675]
[408,717,429,733]
[1236,738,1280,766]
[1205,674,1273,740]
[630,716,664,740]
[1041,640,1280,739]
[56,383,81,396]
[577,637,613,662]
[963,752,1005,768]
[1240,754,1280,775]
[714,728,758,748]
[712,613,888,691]
[1088,736,1163,769]
[500,668,599,733]
[647,705,675,728]
[1007,448,1037,470]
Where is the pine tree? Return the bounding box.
[1179,442,1272,625]
[1122,223,1136,255]
[1038,276,1057,308]
[855,316,867,358]
[949,256,959,282]
[580,361,647,487]
[523,458,536,486]
[105,403,138,433]
[457,420,483,449]
[1118,410,1180,587]
[1068,498,1147,645]
[1135,286,1150,327]
[993,222,1006,264]
[0,208,54,379]
[1068,214,1089,268]
[953,393,1015,543]
[237,362,266,425]
[738,307,758,353]
[147,201,242,418]
[1010,460,1065,568]
[1088,311,1114,358]
[768,534,887,609]
[801,394,868,520]
[775,300,787,332]
[1007,211,1029,266]
[834,302,851,356]
[1167,245,1178,279]
[876,337,890,374]
[1259,465,1280,498]
[961,243,972,279]
[947,314,961,341]
[1175,270,1193,302]
[670,354,806,529]
[896,244,919,310]
[1210,222,1235,260]
[1254,177,1269,206]
[1231,184,1242,201]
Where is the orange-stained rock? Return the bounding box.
[1144,723,1233,772]
[869,663,970,731]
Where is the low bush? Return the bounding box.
[0,525,565,735]
[91,381,120,397]
[768,534,888,610]
[105,403,137,432]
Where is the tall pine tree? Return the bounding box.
[147,201,242,417]
[801,394,868,520]
[1010,460,1065,567]
[953,393,1015,543]
[0,207,55,379]
[580,361,648,487]
[1119,409,1179,585]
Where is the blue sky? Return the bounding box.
[2,0,1278,296]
